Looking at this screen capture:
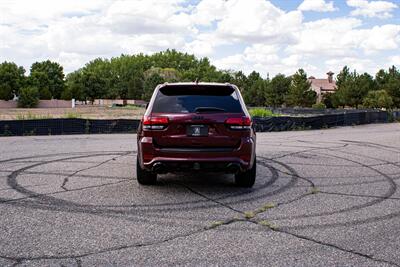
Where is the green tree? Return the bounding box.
[0,61,25,100]
[142,73,165,101]
[243,78,268,106]
[375,66,400,108]
[265,74,291,107]
[363,90,393,109]
[335,68,374,108]
[63,71,85,101]
[81,71,107,103]
[127,73,144,99]
[232,71,247,92]
[286,69,316,107]
[28,71,52,99]
[18,86,39,108]
[29,60,65,99]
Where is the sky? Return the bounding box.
[0,0,399,78]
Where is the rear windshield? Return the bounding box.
[151,85,243,113]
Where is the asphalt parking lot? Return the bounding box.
[0,123,399,266]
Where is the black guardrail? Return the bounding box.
[267,107,387,115]
[0,110,390,136]
[0,118,139,136]
[253,110,388,132]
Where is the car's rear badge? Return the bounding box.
[192,116,204,120]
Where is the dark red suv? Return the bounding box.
[136,82,256,187]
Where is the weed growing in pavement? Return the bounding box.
[258,220,278,230]
[244,211,255,219]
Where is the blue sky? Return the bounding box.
[0,0,399,78]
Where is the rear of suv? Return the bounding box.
[136,82,256,187]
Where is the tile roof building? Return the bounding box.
[309,71,337,103]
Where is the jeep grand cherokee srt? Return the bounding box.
[136,82,256,187]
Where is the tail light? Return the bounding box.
[143,116,169,130]
[225,117,252,130]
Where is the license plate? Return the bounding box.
[187,125,208,136]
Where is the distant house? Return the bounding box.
[308,71,337,103]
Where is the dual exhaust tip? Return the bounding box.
[151,162,242,174]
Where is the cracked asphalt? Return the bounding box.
[0,123,400,266]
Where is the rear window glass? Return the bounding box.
[151,85,243,113]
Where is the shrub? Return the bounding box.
[363,90,393,109]
[312,103,326,109]
[18,87,39,108]
[249,108,275,117]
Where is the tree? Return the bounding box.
[0,61,25,100]
[363,90,393,109]
[265,74,291,107]
[232,71,247,92]
[18,87,39,108]
[81,71,107,103]
[375,66,400,108]
[142,73,165,101]
[286,69,316,107]
[29,60,65,99]
[242,71,263,105]
[28,71,52,99]
[336,66,350,90]
[243,78,268,106]
[63,71,85,101]
[335,68,374,108]
[127,73,144,99]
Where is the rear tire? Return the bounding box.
[235,157,256,188]
[136,157,157,185]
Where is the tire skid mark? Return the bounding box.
[60,152,132,191]
[253,221,400,267]
[1,137,400,264]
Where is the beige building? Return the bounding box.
[309,71,337,103]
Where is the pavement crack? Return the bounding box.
[176,182,244,214]
[0,180,127,204]
[75,258,82,267]
[321,190,400,201]
[261,225,400,267]
[60,152,132,191]
[0,226,215,263]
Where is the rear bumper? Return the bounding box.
[138,136,255,172]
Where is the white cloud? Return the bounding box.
[215,0,302,43]
[287,17,363,56]
[347,0,398,19]
[388,55,400,66]
[190,0,226,26]
[287,17,400,56]
[298,0,337,12]
[101,0,193,35]
[213,44,316,77]
[325,57,376,74]
[0,0,399,78]
[359,24,400,52]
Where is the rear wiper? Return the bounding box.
[195,107,226,113]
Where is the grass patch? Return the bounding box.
[16,113,53,120]
[310,187,320,194]
[209,221,224,228]
[64,112,82,119]
[244,211,255,219]
[258,220,278,230]
[249,108,278,117]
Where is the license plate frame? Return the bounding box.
[186,125,208,137]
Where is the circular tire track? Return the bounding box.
[1,152,301,218]
[1,138,400,264]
